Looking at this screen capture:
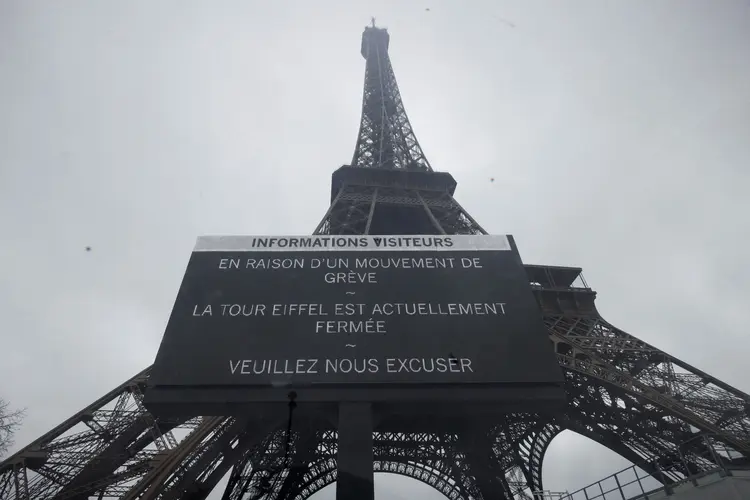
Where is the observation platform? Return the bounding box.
[330,165,457,202]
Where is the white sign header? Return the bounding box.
[194,235,511,252]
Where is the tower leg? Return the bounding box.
[459,427,511,500]
[336,403,374,500]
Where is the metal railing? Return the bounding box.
[540,435,746,500]
[532,491,571,500]
[561,465,661,500]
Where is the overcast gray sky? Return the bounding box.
[1,0,749,498]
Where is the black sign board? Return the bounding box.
[145,235,565,416]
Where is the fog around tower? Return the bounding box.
[1,1,749,498]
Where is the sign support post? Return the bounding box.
[336,402,374,500]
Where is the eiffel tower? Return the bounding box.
[2,22,749,500]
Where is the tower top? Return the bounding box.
[352,23,431,171]
[361,22,389,59]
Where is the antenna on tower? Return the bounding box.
[371,16,376,27]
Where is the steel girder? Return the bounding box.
[234,431,484,500]
[3,259,748,499]
[2,190,749,499]
[314,184,486,236]
[352,26,431,171]
[3,22,750,500]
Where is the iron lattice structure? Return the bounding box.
[2,23,749,500]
